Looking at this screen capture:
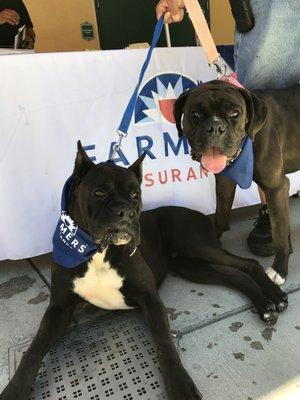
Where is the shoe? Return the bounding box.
[247,205,274,256]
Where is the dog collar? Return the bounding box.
[52,176,99,268]
[219,136,254,189]
[226,144,243,166]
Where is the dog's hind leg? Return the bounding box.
[0,299,78,400]
[168,255,278,325]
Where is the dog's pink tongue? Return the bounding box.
[201,147,227,173]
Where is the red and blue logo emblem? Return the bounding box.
[135,73,197,125]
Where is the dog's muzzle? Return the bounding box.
[188,118,240,174]
[92,217,140,250]
[202,117,228,137]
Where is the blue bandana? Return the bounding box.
[52,177,99,268]
[219,136,253,189]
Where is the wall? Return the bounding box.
[210,0,235,44]
[24,0,100,53]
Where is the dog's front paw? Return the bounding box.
[273,290,288,312]
[166,368,202,400]
[266,267,286,286]
[261,301,278,325]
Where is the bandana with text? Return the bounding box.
[52,177,99,268]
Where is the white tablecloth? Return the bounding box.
[0,48,299,260]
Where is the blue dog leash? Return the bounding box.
[53,18,165,268]
[111,16,165,159]
[118,16,164,135]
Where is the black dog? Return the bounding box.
[174,80,300,286]
[1,142,288,400]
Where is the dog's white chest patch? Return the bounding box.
[73,251,133,310]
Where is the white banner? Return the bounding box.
[0,48,300,260]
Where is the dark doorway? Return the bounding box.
[94,0,209,50]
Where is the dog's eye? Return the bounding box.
[191,111,202,119]
[93,189,106,198]
[229,110,239,118]
[130,190,139,200]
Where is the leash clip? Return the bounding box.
[111,129,128,161]
[117,129,128,139]
[209,56,226,78]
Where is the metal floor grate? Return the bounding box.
[9,311,167,400]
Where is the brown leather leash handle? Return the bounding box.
[184,0,220,69]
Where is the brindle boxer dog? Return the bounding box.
[174,80,300,286]
[0,142,288,400]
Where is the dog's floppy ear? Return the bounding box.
[173,89,192,136]
[238,88,268,140]
[73,140,95,179]
[128,153,146,184]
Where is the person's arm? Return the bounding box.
[229,0,254,33]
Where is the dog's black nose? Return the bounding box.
[204,119,226,135]
[113,204,134,220]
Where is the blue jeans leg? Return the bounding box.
[234,0,300,89]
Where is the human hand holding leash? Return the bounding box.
[156,0,184,23]
[156,1,254,32]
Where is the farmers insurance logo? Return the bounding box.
[58,212,88,254]
[60,212,78,237]
[135,73,196,125]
